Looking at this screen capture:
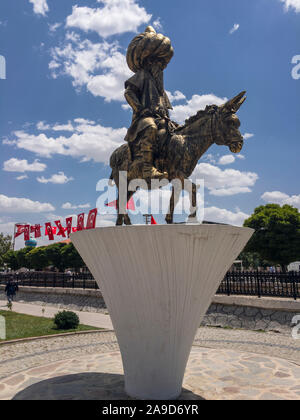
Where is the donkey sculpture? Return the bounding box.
[109,91,247,225]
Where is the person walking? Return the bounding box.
[5,280,19,304]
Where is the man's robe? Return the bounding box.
[124,69,173,143]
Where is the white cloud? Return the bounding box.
[16,175,29,181]
[66,1,151,38]
[170,94,227,124]
[52,122,74,132]
[29,0,49,16]
[166,90,186,103]
[62,202,91,210]
[204,207,249,226]
[0,194,55,213]
[152,18,163,32]
[218,155,235,165]
[7,119,127,164]
[261,191,300,209]
[3,158,46,173]
[37,121,50,130]
[192,163,258,196]
[243,133,254,140]
[229,23,240,34]
[37,172,74,185]
[280,0,300,13]
[50,34,132,102]
[49,23,62,33]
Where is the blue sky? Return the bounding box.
[0,0,299,248]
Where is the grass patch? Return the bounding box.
[0,310,100,342]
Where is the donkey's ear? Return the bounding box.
[224,91,246,112]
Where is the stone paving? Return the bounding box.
[0,327,300,400]
[1,347,300,400]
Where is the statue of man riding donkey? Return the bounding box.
[109,26,246,225]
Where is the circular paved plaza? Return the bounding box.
[1,328,300,400]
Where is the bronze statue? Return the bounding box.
[109,26,246,225]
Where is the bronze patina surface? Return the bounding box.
[109,26,247,225]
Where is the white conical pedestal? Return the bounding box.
[71,224,253,400]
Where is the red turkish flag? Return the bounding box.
[72,227,77,233]
[66,217,73,237]
[15,225,24,238]
[31,224,42,238]
[151,216,157,225]
[24,225,30,241]
[105,197,135,211]
[55,220,66,238]
[45,226,57,236]
[45,223,55,240]
[86,208,98,230]
[77,213,85,231]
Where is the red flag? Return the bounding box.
[66,217,73,237]
[24,225,30,241]
[105,197,135,211]
[77,213,85,231]
[55,220,66,238]
[45,226,57,236]
[45,223,55,240]
[72,227,77,233]
[15,224,25,238]
[151,216,157,225]
[86,208,97,230]
[31,224,42,238]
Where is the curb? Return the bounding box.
[0,328,114,346]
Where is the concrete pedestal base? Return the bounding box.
[71,225,253,400]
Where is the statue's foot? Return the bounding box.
[144,165,168,180]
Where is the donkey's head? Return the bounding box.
[213,91,246,153]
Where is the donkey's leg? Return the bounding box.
[166,185,181,224]
[124,190,134,226]
[188,182,198,222]
[115,184,124,226]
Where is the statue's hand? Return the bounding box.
[139,108,153,118]
[155,106,168,118]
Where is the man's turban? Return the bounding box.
[126,26,174,73]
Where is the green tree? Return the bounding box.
[16,247,32,269]
[45,243,67,272]
[244,204,300,270]
[26,247,49,271]
[61,243,85,272]
[3,250,20,271]
[0,233,12,268]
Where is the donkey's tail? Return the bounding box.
[108,171,114,186]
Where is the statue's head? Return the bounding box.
[126,26,174,73]
[214,91,247,153]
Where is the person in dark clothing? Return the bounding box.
[5,280,19,303]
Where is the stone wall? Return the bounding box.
[0,286,106,313]
[1,286,299,333]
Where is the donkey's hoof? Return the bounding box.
[165,215,173,224]
[124,215,132,226]
[116,215,124,226]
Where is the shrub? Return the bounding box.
[54,311,79,330]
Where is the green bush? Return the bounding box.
[54,311,79,330]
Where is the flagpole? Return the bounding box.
[13,223,16,251]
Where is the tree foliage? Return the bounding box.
[244,204,300,269]
[3,241,85,272]
[45,243,68,272]
[26,247,49,271]
[61,244,85,272]
[0,233,12,268]
[3,250,20,271]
